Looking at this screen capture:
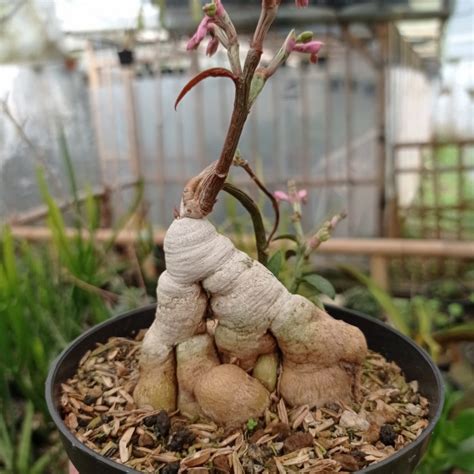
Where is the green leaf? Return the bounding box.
[36,167,74,266]
[16,402,34,474]
[84,186,100,232]
[310,295,324,309]
[246,418,258,432]
[58,125,81,220]
[30,445,60,474]
[341,265,411,336]
[0,414,13,470]
[445,409,474,444]
[267,250,283,277]
[447,302,464,319]
[1,226,18,287]
[302,274,336,299]
[104,180,144,253]
[454,436,474,471]
[433,322,474,344]
[412,297,441,361]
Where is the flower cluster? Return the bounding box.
[274,189,308,204]
[187,0,316,59]
[186,0,228,56]
[285,31,323,64]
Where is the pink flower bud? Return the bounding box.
[297,189,308,203]
[186,16,212,50]
[214,0,225,16]
[274,189,308,204]
[295,0,309,7]
[203,2,217,16]
[296,31,313,43]
[274,191,290,202]
[292,40,323,63]
[206,36,219,56]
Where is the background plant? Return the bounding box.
[0,147,154,473]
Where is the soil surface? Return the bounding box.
[60,330,429,473]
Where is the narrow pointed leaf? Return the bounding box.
[175,68,237,109]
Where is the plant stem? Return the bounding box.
[222,183,268,265]
[233,154,280,248]
[181,0,281,219]
[195,50,262,216]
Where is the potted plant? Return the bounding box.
[46,1,444,472]
[118,31,135,66]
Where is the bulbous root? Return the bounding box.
[133,218,367,426]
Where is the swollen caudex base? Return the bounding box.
[134,218,368,426]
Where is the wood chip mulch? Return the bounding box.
[60,330,430,473]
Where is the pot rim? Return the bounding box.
[45,303,445,473]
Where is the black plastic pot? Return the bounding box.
[46,304,444,474]
[117,49,134,66]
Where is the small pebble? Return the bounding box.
[380,423,397,446]
[406,403,423,416]
[283,432,313,453]
[143,414,157,427]
[269,422,291,441]
[167,427,195,451]
[332,453,359,472]
[84,394,97,405]
[340,410,370,432]
[154,410,171,437]
[138,432,155,448]
[100,414,112,423]
[161,462,180,474]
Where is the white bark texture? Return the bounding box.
[134,218,367,426]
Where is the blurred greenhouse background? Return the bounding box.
[0,0,473,473]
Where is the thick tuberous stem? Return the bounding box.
[135,219,368,426]
[135,0,367,428]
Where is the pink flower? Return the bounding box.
[187,1,228,51]
[206,36,219,56]
[295,0,309,7]
[274,191,290,202]
[274,189,308,204]
[186,16,212,50]
[284,35,297,54]
[214,0,225,17]
[293,40,323,63]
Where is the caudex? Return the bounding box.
[134,0,367,427]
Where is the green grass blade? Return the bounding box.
[341,265,411,336]
[1,227,18,288]
[36,167,74,266]
[85,186,100,232]
[29,444,61,474]
[104,180,144,253]
[433,322,474,343]
[412,297,441,361]
[58,125,81,220]
[16,402,34,474]
[0,413,13,471]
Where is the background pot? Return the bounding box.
[46,304,444,474]
[117,49,134,66]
